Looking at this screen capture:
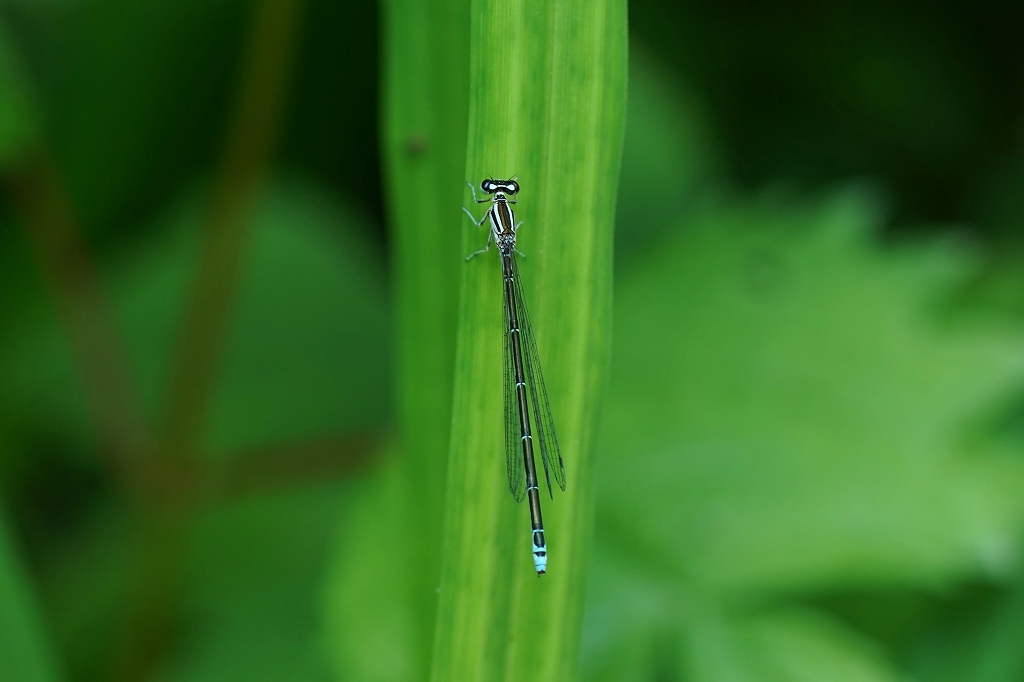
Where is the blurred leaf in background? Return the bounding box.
[581,48,1024,682]
[0,509,61,682]
[323,455,414,682]
[0,172,389,681]
[2,176,388,455]
[627,0,1024,235]
[0,0,390,679]
[614,48,716,262]
[0,18,37,169]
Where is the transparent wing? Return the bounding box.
[503,276,526,503]
[510,255,567,498]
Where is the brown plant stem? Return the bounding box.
[113,1,307,678]
[161,0,305,466]
[6,150,155,498]
[206,431,383,501]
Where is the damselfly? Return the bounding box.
[463,178,567,575]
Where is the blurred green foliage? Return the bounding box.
[3,178,388,454]
[628,0,1024,234]
[0,512,59,682]
[579,50,1024,682]
[3,1,1024,681]
[583,50,1024,682]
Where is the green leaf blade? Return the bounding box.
[433,1,628,680]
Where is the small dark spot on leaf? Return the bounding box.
[405,132,430,158]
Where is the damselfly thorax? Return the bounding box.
[488,191,518,253]
[463,178,521,261]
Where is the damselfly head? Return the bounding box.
[481,179,519,195]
